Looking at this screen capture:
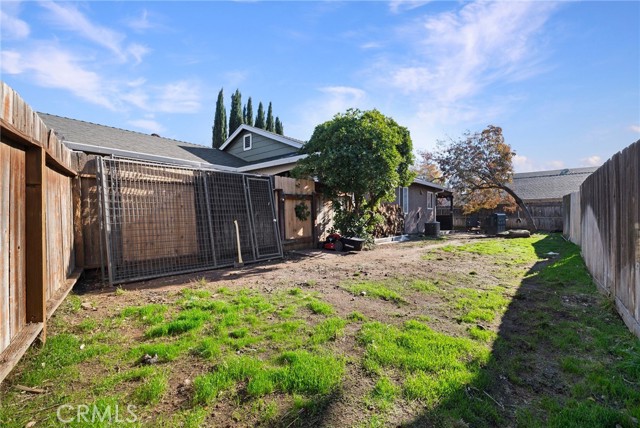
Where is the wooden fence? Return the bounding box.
[563,140,639,339]
[0,83,81,382]
[274,176,315,250]
[452,201,563,231]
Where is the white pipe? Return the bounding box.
[233,220,244,266]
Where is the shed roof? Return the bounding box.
[509,167,598,201]
[39,113,248,168]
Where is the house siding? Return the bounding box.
[226,131,298,162]
[405,185,436,234]
[391,183,439,234]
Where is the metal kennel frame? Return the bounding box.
[96,157,282,285]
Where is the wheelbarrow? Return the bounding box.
[321,233,365,251]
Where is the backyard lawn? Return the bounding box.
[0,234,638,427]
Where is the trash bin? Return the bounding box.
[424,222,440,237]
[485,213,506,235]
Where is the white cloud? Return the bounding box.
[580,155,602,167]
[630,125,640,133]
[371,1,558,141]
[126,9,154,32]
[361,41,383,49]
[389,0,432,14]
[1,46,114,109]
[287,86,369,140]
[156,81,201,113]
[512,154,535,173]
[387,2,556,102]
[511,155,566,173]
[128,119,165,134]
[0,9,30,39]
[39,2,126,59]
[38,2,148,64]
[127,43,151,65]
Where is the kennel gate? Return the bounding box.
[97,157,282,285]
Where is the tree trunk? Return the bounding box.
[501,185,537,232]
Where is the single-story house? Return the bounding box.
[41,114,448,237]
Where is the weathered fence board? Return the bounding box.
[0,84,79,383]
[564,140,639,339]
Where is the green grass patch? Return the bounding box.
[309,317,347,344]
[368,376,398,410]
[409,279,439,293]
[193,351,344,404]
[120,304,168,325]
[145,309,210,338]
[359,320,488,374]
[468,325,497,342]
[129,339,192,362]
[19,333,110,387]
[451,287,509,323]
[306,299,334,315]
[348,311,367,321]
[342,280,405,303]
[133,371,168,405]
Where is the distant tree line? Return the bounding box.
[212,88,284,148]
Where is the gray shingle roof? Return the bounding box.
[508,167,598,200]
[38,113,248,168]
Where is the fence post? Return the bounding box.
[25,145,46,340]
[202,172,218,266]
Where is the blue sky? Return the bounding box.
[1,1,638,172]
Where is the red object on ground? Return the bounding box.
[323,233,342,251]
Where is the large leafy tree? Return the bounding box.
[255,102,266,129]
[293,109,415,238]
[266,102,275,132]
[435,125,536,230]
[229,89,243,134]
[212,88,227,148]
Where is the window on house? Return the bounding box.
[402,187,409,213]
[243,134,252,151]
[427,192,434,208]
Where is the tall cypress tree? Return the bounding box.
[212,88,227,148]
[242,106,247,124]
[266,102,275,132]
[229,89,243,135]
[255,102,266,129]
[275,117,284,135]
[245,97,254,127]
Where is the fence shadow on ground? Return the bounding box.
[399,234,638,427]
[73,248,354,295]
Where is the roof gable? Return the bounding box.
[219,124,304,151]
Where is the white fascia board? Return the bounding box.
[219,124,304,151]
[236,154,308,172]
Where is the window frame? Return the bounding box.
[401,187,409,214]
[243,133,252,151]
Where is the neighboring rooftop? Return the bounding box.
[38,113,248,168]
[509,166,598,200]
